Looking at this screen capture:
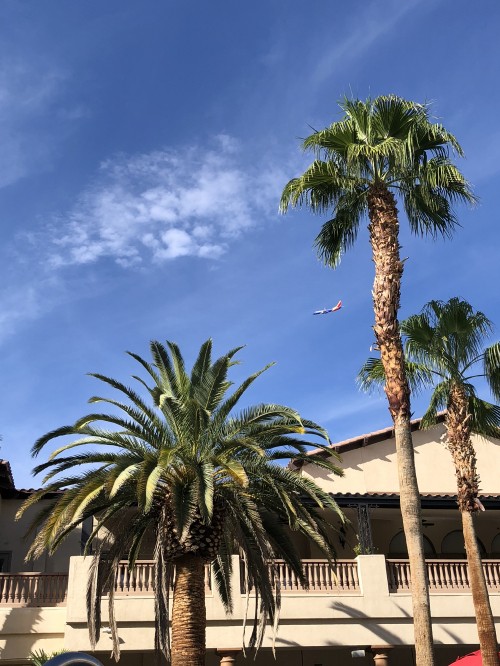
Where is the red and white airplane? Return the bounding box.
[313,300,342,316]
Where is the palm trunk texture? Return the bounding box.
[171,555,207,666]
[447,386,500,666]
[368,185,435,666]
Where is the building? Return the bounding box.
[0,417,499,666]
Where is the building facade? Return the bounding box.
[0,418,499,666]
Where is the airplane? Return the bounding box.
[313,300,342,315]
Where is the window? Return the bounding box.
[441,530,486,557]
[389,531,435,556]
[0,552,12,572]
[491,534,500,554]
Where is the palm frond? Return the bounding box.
[22,338,345,659]
[484,342,500,400]
[421,381,450,429]
[282,94,474,253]
[313,189,365,267]
[468,397,500,438]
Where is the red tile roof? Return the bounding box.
[0,459,15,489]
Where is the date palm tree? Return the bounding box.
[359,298,500,666]
[18,339,344,666]
[280,95,475,665]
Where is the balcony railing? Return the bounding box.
[113,561,212,596]
[387,559,500,593]
[2,558,498,606]
[0,573,68,606]
[241,559,359,594]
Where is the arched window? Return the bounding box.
[441,530,486,557]
[491,533,500,554]
[389,530,435,556]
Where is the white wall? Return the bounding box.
[303,424,500,496]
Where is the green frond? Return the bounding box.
[371,95,423,141]
[74,410,160,443]
[126,351,161,387]
[214,362,274,425]
[484,342,500,401]
[420,381,450,429]
[313,189,365,267]
[171,478,197,539]
[166,341,190,396]
[202,354,233,413]
[216,458,248,487]
[32,425,77,457]
[402,313,435,356]
[468,397,500,438]
[195,461,214,522]
[87,379,163,431]
[110,463,142,498]
[190,338,213,393]
[70,485,106,523]
[46,433,144,463]
[280,159,364,215]
[358,354,434,396]
[22,338,346,659]
[357,357,385,393]
[149,340,176,388]
[303,121,356,159]
[144,465,164,513]
[282,94,474,260]
[212,538,233,612]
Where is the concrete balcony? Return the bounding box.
[1,557,499,663]
[62,555,500,655]
[1,557,499,608]
[0,573,69,662]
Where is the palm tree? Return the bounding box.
[280,95,475,665]
[359,298,500,666]
[19,339,344,666]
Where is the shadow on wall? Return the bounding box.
[0,606,45,660]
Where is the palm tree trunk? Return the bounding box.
[368,184,435,666]
[462,511,500,665]
[447,385,499,666]
[171,555,207,666]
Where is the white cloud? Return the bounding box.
[46,135,286,267]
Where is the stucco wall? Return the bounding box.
[0,607,66,662]
[64,555,500,655]
[0,499,82,573]
[303,423,500,495]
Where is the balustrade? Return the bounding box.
[241,559,359,594]
[387,559,500,593]
[113,561,212,595]
[0,573,68,606]
[2,558,498,605]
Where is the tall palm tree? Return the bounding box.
[359,298,500,666]
[18,339,344,666]
[280,95,475,665]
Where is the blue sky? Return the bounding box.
[1,0,499,487]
